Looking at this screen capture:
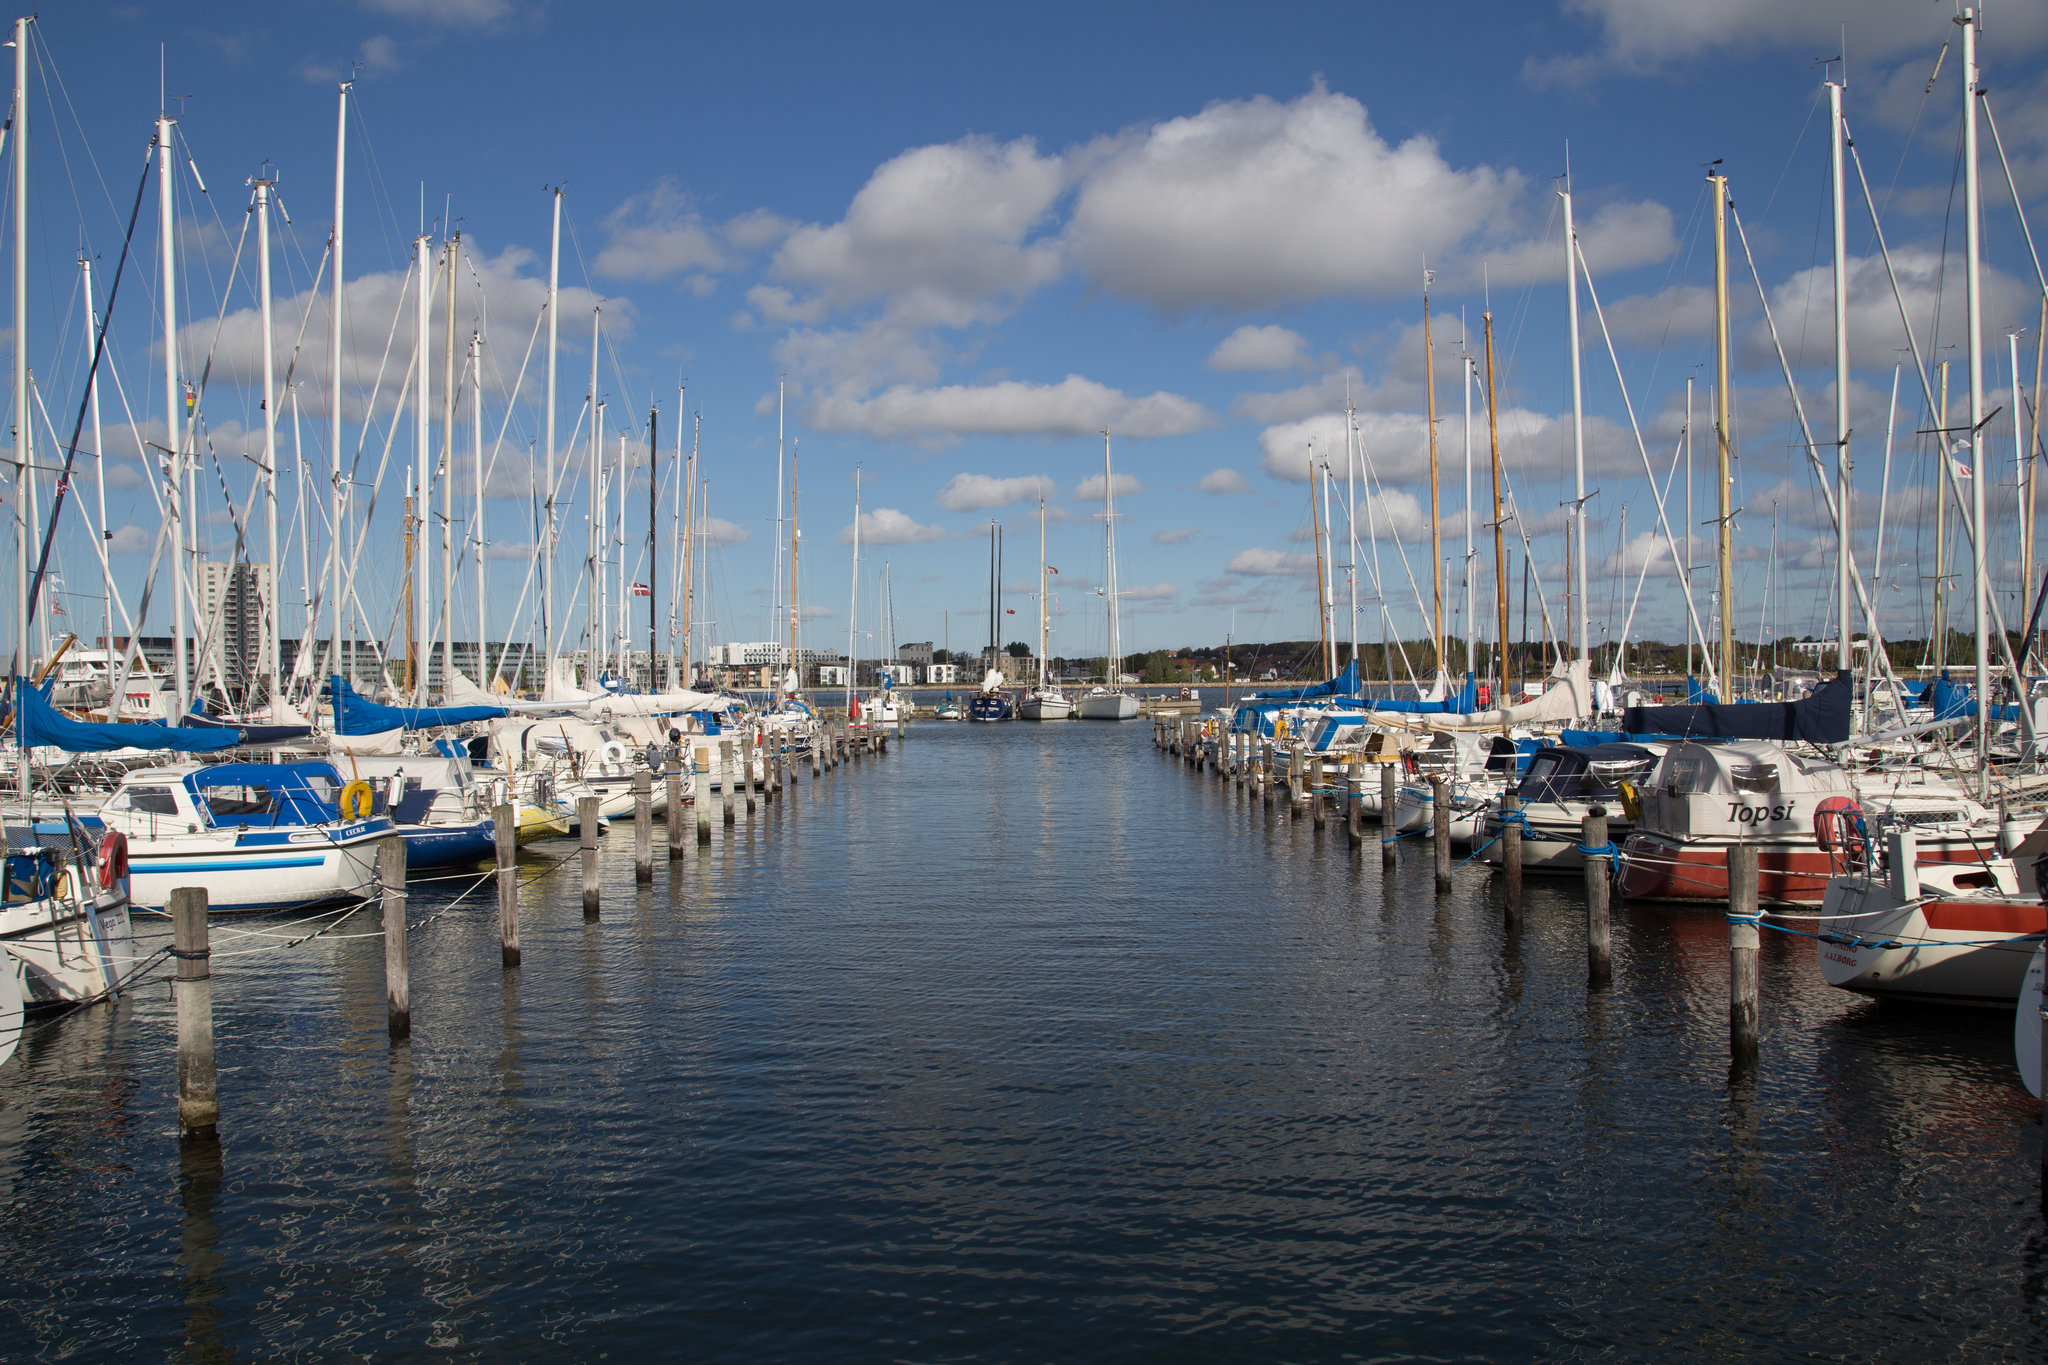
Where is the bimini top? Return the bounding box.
[1516,743,1659,804]
[181,761,358,826]
[1653,740,1849,799]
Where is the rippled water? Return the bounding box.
[1,720,2044,1361]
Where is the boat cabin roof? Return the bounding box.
[1654,739,1847,797]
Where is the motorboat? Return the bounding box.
[0,820,136,1031]
[333,750,497,870]
[96,762,389,913]
[1481,742,1664,873]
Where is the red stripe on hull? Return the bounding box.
[1618,836,1985,906]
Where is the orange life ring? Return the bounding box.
[97,829,128,889]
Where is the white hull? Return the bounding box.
[1076,691,1139,721]
[1816,861,2041,1009]
[1391,784,1489,843]
[126,823,387,914]
[1019,694,1075,721]
[0,886,135,1011]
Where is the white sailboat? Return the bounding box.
[1019,495,1072,721]
[1077,431,1139,721]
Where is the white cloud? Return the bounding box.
[1599,530,1671,577]
[1064,84,1673,309]
[771,136,1066,327]
[1258,405,1639,486]
[1225,547,1317,577]
[840,507,948,545]
[299,33,403,83]
[1153,528,1201,545]
[1207,324,1312,371]
[772,323,944,394]
[1120,582,1180,601]
[1751,248,2034,372]
[807,375,1212,443]
[1197,468,1250,495]
[358,0,517,27]
[1233,368,1367,424]
[594,180,730,281]
[108,523,153,555]
[1073,471,1143,500]
[935,472,1056,511]
[699,516,750,547]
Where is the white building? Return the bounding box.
[195,560,274,693]
[924,663,961,685]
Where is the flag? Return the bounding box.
[1005,608,1016,614]
[1047,565,1059,574]
[1952,457,1973,481]
[631,582,650,597]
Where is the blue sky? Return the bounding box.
[17,0,2048,674]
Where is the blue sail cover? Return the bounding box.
[1619,670,1854,744]
[331,676,506,734]
[1926,670,2023,722]
[1251,659,1360,702]
[1364,672,1479,715]
[1686,676,1718,704]
[14,677,241,752]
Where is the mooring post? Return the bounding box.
[1347,767,1364,846]
[380,837,410,1040]
[697,747,715,841]
[1583,805,1612,987]
[811,732,822,778]
[1310,757,1326,826]
[1728,841,1760,1063]
[740,733,759,812]
[494,802,520,967]
[719,741,736,825]
[579,795,602,920]
[1501,788,1523,927]
[1431,774,1452,891]
[633,771,654,883]
[1380,763,1398,868]
[770,740,783,795]
[170,887,218,1137]
[667,771,685,861]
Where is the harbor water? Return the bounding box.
[1,721,2042,1359]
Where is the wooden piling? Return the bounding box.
[1380,763,1398,868]
[667,771,685,861]
[739,733,758,812]
[697,747,714,841]
[1728,842,1760,1063]
[770,741,783,795]
[1311,758,1327,826]
[1347,768,1364,846]
[1431,774,1452,891]
[1501,788,1523,927]
[1583,806,1612,987]
[719,741,736,824]
[380,837,410,1040]
[633,771,654,883]
[579,795,602,919]
[170,887,218,1136]
[494,802,520,967]
[812,733,822,777]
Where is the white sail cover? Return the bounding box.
[444,669,582,715]
[1402,659,1593,733]
[981,668,1006,692]
[325,727,407,755]
[580,688,724,720]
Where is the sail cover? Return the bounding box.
[1406,661,1591,733]
[1362,671,1479,716]
[13,678,242,752]
[331,676,507,735]
[1619,669,1853,744]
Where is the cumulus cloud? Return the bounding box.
[1073,471,1143,500]
[1258,405,1640,486]
[1226,547,1317,576]
[1207,324,1313,371]
[1750,248,2034,373]
[1233,367,1368,424]
[1197,468,1250,495]
[807,375,1212,443]
[1153,528,1201,545]
[300,33,404,83]
[840,507,949,545]
[594,179,730,282]
[771,136,1066,328]
[698,516,750,547]
[108,523,154,555]
[358,0,518,27]
[1120,582,1180,601]
[935,472,1057,511]
[1064,83,1672,309]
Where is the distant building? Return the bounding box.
[195,560,274,693]
[925,663,961,685]
[816,665,851,687]
[898,641,934,668]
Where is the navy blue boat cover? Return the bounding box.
[185,699,312,744]
[1364,671,1478,715]
[331,676,507,734]
[1253,659,1360,702]
[1618,670,1853,744]
[13,677,241,752]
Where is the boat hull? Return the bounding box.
[1619,833,1984,906]
[1019,695,1074,721]
[398,820,497,870]
[1075,691,1139,720]
[0,887,135,1010]
[1817,874,2044,1008]
[126,824,386,914]
[969,695,1014,722]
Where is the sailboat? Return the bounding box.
[1019,495,1073,720]
[1076,432,1139,721]
[969,521,1015,721]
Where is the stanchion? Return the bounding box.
[667,771,685,862]
[1501,789,1523,927]
[1380,763,1398,869]
[633,771,654,883]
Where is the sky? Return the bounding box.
[14,0,2048,678]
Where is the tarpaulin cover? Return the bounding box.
[1687,676,1718,704]
[1361,671,1477,715]
[331,676,506,735]
[185,700,311,745]
[1927,670,2023,722]
[1619,669,1853,744]
[14,677,241,752]
[1252,659,1360,702]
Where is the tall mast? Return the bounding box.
[648,405,658,685]
[1102,432,1119,684]
[412,232,433,703]
[326,81,348,692]
[441,234,459,691]
[775,378,785,659]
[1484,311,1509,714]
[845,467,860,710]
[1684,375,1694,681]
[156,108,189,716]
[255,174,283,709]
[1463,331,1475,677]
[616,431,627,678]
[1037,494,1048,688]
[1346,389,1359,680]
[1562,176,1590,664]
[1828,76,1853,673]
[470,330,485,682]
[1312,452,1331,680]
[788,441,801,691]
[1961,8,1991,769]
[585,304,601,683]
[541,188,561,695]
[81,257,112,662]
[1423,269,1442,672]
[1710,171,1737,693]
[10,16,25,738]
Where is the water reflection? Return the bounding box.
[176,1135,230,1364]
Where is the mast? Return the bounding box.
[1102,431,1120,687]
[1346,391,1359,680]
[648,405,658,685]
[846,467,860,711]
[1961,7,1991,769]
[1829,76,1853,673]
[585,304,601,684]
[775,378,785,660]
[413,233,433,702]
[615,432,627,679]
[1311,449,1331,680]
[10,16,24,742]
[81,256,111,664]
[1423,269,1443,671]
[1463,332,1475,677]
[441,234,458,691]
[255,173,283,710]
[470,330,485,683]
[1684,375,1694,681]
[1562,177,1590,664]
[327,81,348,692]
[788,437,800,688]
[1710,171,1737,693]
[542,188,561,696]
[1935,361,1949,663]
[156,107,189,716]
[1484,312,1509,716]
[1037,493,1048,689]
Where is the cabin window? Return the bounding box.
[126,787,178,816]
[301,774,340,804]
[198,785,277,819]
